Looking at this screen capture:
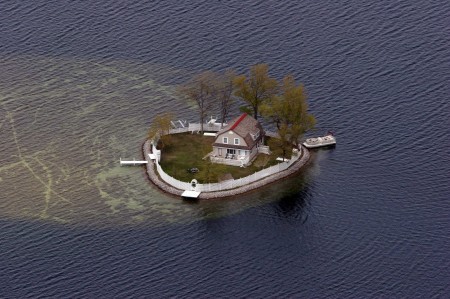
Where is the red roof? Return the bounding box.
[230,113,247,131]
[213,113,264,150]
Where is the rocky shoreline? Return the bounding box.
[143,139,310,200]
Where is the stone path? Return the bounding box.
[143,140,310,200]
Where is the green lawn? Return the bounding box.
[157,133,291,183]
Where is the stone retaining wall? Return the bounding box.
[143,139,310,199]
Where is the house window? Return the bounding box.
[234,138,239,145]
[251,130,260,140]
[223,137,228,144]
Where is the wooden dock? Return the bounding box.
[120,158,148,166]
[181,190,201,199]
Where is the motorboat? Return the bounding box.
[303,132,336,148]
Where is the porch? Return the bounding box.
[209,145,271,167]
[210,146,253,167]
[210,154,250,167]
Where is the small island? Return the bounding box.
[143,64,316,199]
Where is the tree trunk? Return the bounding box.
[221,115,226,129]
[200,114,204,133]
[253,106,258,120]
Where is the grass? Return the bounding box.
[157,133,292,183]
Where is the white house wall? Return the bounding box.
[212,147,253,157]
[212,147,220,156]
[249,145,258,160]
[214,131,248,148]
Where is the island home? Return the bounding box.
[211,113,267,166]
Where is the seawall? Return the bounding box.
[143,139,310,199]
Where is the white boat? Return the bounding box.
[303,132,336,148]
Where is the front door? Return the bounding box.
[226,148,236,158]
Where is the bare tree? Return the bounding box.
[179,71,216,133]
[215,69,236,128]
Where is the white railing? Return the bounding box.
[210,156,249,167]
[166,123,225,135]
[187,122,224,133]
[257,145,271,155]
[155,160,192,190]
[150,140,301,192]
[196,155,299,192]
[169,127,189,134]
[206,122,225,131]
[149,125,303,192]
[187,123,201,133]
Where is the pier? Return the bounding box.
[119,158,148,166]
[181,190,201,199]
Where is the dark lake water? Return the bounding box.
[1,0,449,297]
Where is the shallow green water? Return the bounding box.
[0,54,309,226]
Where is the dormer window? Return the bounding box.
[223,137,228,144]
[234,138,240,145]
[251,130,260,140]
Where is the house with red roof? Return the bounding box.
[211,113,266,166]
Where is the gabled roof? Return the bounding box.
[229,113,248,131]
[214,113,264,149]
[218,113,260,137]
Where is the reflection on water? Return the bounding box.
[274,185,312,224]
[0,54,312,226]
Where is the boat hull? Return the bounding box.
[302,135,336,148]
